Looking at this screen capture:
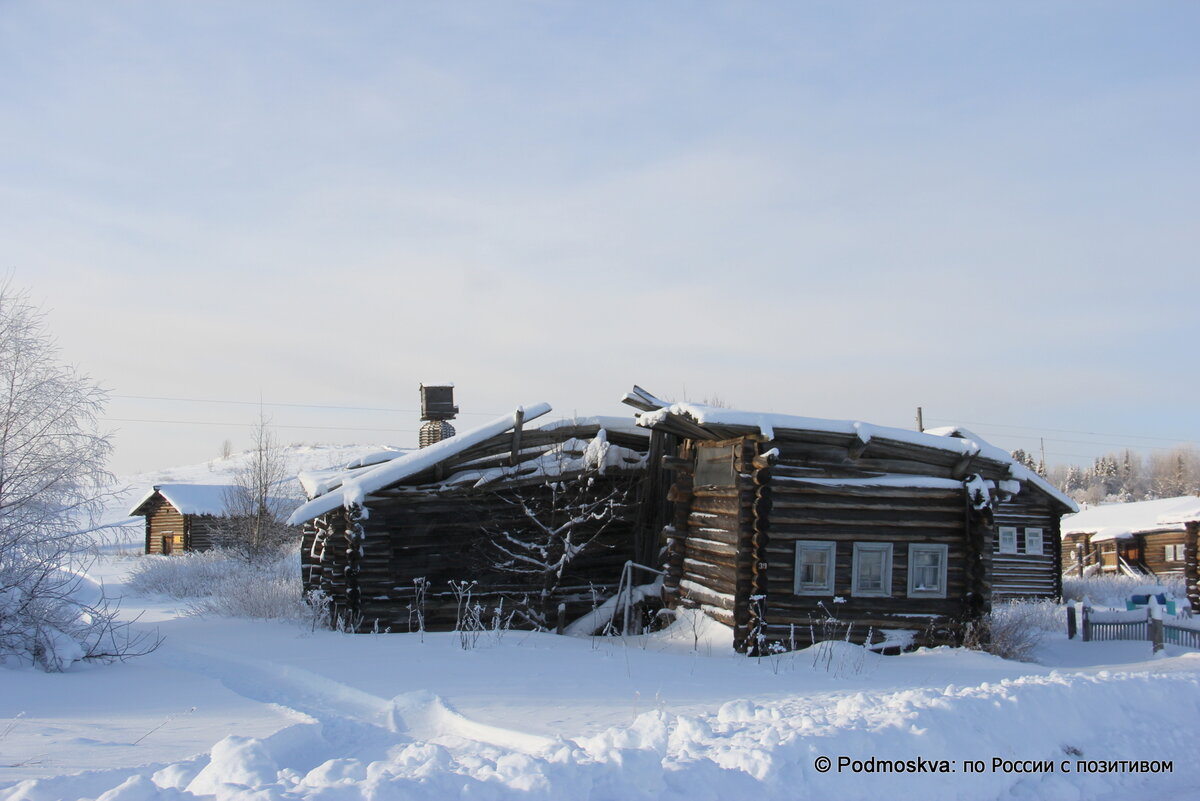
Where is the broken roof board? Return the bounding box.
[288,403,552,526]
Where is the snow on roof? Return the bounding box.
[288,404,552,526]
[1061,495,1200,542]
[637,403,1077,512]
[297,447,412,499]
[128,484,236,517]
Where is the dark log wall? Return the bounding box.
[992,498,1061,600]
[187,516,222,552]
[761,474,979,647]
[301,472,643,632]
[144,496,185,555]
[668,439,760,649]
[1140,529,1188,577]
[1060,532,1095,575]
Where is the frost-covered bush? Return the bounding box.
[0,281,152,671]
[967,599,1061,662]
[1062,573,1186,608]
[129,547,310,621]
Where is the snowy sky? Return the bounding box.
[3,1,1198,474]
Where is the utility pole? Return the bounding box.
[916,407,924,433]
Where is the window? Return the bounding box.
[852,543,893,597]
[998,527,1018,554]
[694,444,737,488]
[794,541,836,595]
[1166,544,1186,562]
[1023,528,1044,555]
[908,544,948,598]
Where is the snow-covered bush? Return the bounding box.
[128,546,310,621]
[0,281,152,671]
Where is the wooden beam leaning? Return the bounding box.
[510,407,525,467]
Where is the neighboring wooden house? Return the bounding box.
[926,427,1074,600]
[1060,496,1200,580]
[621,387,1078,653]
[130,484,238,554]
[288,405,651,633]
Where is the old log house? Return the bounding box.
[130,484,239,554]
[288,405,651,633]
[622,387,1077,653]
[1060,496,1200,588]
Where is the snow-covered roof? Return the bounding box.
[634,402,1077,512]
[288,404,554,525]
[128,484,237,517]
[297,447,412,499]
[1061,496,1200,542]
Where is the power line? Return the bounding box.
[925,416,1200,447]
[110,393,502,416]
[103,416,418,434]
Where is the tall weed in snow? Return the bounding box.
[128,547,310,622]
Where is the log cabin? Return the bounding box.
[1060,496,1200,582]
[288,405,652,633]
[130,484,238,554]
[622,387,1077,653]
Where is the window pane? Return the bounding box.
[859,551,883,590]
[913,551,941,590]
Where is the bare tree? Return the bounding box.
[0,280,155,670]
[217,414,298,562]
[487,468,639,630]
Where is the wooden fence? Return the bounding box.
[1069,605,1199,651]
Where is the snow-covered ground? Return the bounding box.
[2,449,1198,800]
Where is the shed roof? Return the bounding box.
[128,484,237,517]
[1061,495,1200,542]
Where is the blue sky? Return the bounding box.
[2,2,1198,473]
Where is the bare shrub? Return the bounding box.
[967,599,1060,662]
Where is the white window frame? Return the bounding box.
[851,543,893,598]
[998,526,1018,554]
[1166,543,1184,562]
[1023,528,1044,555]
[794,541,836,596]
[908,544,949,598]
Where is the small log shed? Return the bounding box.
[130,484,238,555]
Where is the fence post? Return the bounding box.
[1150,596,1164,654]
[1067,605,1077,640]
[1081,605,1090,642]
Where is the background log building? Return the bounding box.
[1060,496,1200,583]
[130,484,238,554]
[622,387,1077,653]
